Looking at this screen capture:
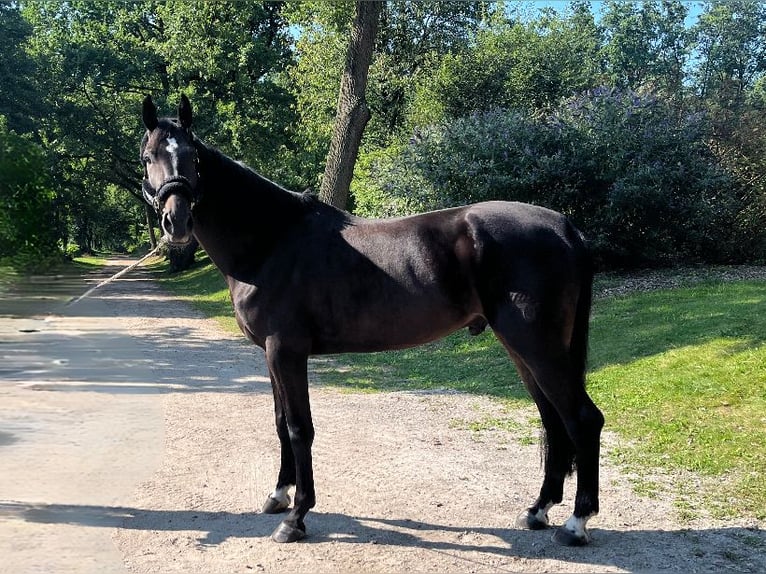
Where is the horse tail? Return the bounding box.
[569,231,593,389]
[540,230,593,476]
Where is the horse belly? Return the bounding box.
[311,288,479,354]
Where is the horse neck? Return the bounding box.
[191,141,310,278]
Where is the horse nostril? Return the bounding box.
[162,211,174,235]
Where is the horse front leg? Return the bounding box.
[265,339,315,543]
[261,373,295,514]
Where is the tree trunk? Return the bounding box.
[319,0,382,210]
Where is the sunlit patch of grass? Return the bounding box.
[314,329,529,404]
[0,264,17,292]
[450,413,540,445]
[588,282,766,519]
[72,255,108,267]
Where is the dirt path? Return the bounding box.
[2,261,764,572]
[0,260,165,573]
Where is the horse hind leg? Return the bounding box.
[492,309,603,545]
[552,390,603,546]
[529,359,603,546]
[513,364,576,532]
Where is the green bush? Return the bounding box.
[0,116,60,271]
[353,88,764,268]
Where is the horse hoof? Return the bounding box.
[261,495,290,514]
[552,525,590,546]
[515,509,549,530]
[271,521,306,543]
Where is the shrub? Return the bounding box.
[353,88,764,267]
[0,116,60,270]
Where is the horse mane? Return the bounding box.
[191,134,339,223]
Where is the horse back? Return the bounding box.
[228,201,586,354]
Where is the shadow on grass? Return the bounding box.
[588,281,766,371]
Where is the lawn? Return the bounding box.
[153,256,766,521]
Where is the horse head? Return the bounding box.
[140,94,200,245]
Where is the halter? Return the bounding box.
[142,136,202,212]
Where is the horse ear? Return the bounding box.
[178,94,193,130]
[142,95,158,131]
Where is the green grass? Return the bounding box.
[312,329,530,400]
[72,255,108,267]
[1,256,106,293]
[0,264,18,292]
[587,281,766,519]
[151,258,766,520]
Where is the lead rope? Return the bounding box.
[66,244,163,307]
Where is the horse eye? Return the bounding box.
[143,155,152,165]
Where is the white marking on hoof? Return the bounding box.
[534,502,554,526]
[562,513,594,542]
[269,485,292,507]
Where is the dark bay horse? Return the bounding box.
[140,95,604,546]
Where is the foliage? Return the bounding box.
[367,1,486,145]
[19,0,296,255]
[3,0,766,269]
[553,88,754,265]
[155,0,297,183]
[282,1,355,190]
[409,2,603,125]
[0,3,42,135]
[355,88,764,267]
[691,0,766,108]
[284,1,486,188]
[0,117,59,270]
[600,0,690,99]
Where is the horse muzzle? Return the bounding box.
[157,180,195,245]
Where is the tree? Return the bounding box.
[367,1,485,145]
[20,0,295,260]
[319,0,382,209]
[0,117,58,268]
[410,3,603,122]
[601,0,691,101]
[0,3,43,136]
[689,0,766,256]
[692,0,766,110]
[285,1,483,198]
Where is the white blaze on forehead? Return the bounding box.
[165,137,179,175]
[165,137,179,153]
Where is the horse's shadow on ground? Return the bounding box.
[2,501,763,571]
